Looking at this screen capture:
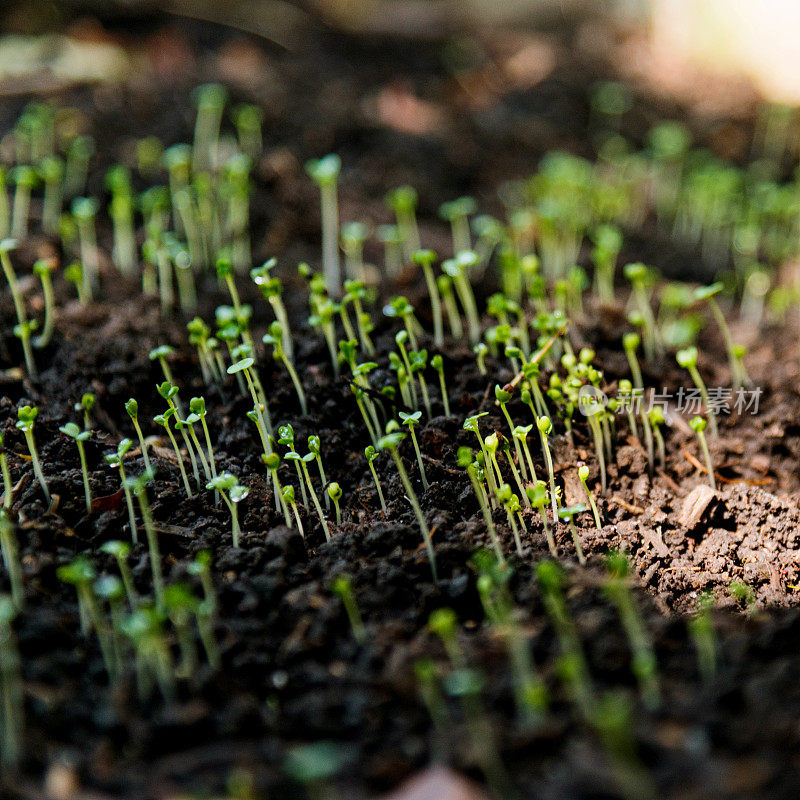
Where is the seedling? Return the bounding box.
[64,261,90,304]
[429,354,451,417]
[677,346,718,437]
[251,259,293,359]
[0,434,12,510]
[71,196,99,296]
[282,485,305,538]
[558,504,587,565]
[0,240,37,377]
[377,424,436,581]
[263,321,307,414]
[437,273,463,338]
[154,408,193,498]
[729,580,757,615]
[120,605,174,701]
[591,223,622,303]
[57,557,119,680]
[228,356,273,443]
[149,345,180,404]
[688,591,716,681]
[412,249,444,347]
[94,574,126,672]
[342,279,375,355]
[623,263,658,360]
[527,481,556,557]
[496,482,525,556]
[648,407,667,470]
[399,411,429,491]
[104,439,138,542]
[0,596,23,769]
[578,464,601,530]
[100,540,138,609]
[457,447,504,564]
[164,583,199,679]
[474,341,488,375]
[15,406,49,503]
[0,511,23,610]
[689,415,716,489]
[285,450,330,541]
[442,251,481,344]
[622,332,643,389]
[59,422,92,513]
[305,154,342,295]
[127,469,164,610]
[327,482,342,524]
[10,165,37,239]
[206,472,249,548]
[364,446,387,514]
[32,259,56,348]
[536,416,559,523]
[341,223,369,282]
[278,425,308,506]
[192,82,226,172]
[124,398,152,472]
[331,574,365,644]
[439,196,476,255]
[496,384,527,479]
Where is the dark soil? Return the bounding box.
[2,13,800,800]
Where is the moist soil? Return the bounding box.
[2,15,800,800]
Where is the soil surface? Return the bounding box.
[2,14,800,800]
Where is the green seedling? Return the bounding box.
[437,273,463,338]
[536,416,559,524]
[496,482,524,556]
[284,741,347,800]
[413,249,444,347]
[386,185,421,258]
[341,223,369,282]
[127,468,164,610]
[694,283,750,389]
[622,332,643,390]
[0,511,23,610]
[187,551,220,668]
[457,447,504,564]
[278,425,307,506]
[94,574,126,673]
[364,446,387,514]
[527,481,556,557]
[305,154,342,296]
[623,262,658,360]
[104,439,138,543]
[0,596,23,769]
[578,464,601,530]
[59,422,92,513]
[537,560,594,718]
[100,540,138,609]
[120,605,174,701]
[399,411,429,491]
[285,450,330,541]
[260,453,291,527]
[57,557,119,680]
[378,424,436,581]
[604,553,659,709]
[252,259,293,359]
[327,482,342,525]
[71,196,99,296]
[343,279,375,355]
[496,384,527,480]
[677,346,718,437]
[164,583,199,679]
[10,165,37,239]
[206,472,249,548]
[64,134,94,198]
[414,658,450,755]
[263,321,306,414]
[443,251,481,344]
[0,434,12,510]
[473,341,488,375]
[430,354,451,417]
[591,223,622,303]
[228,356,272,445]
[32,259,56,348]
[439,196,476,255]
[39,155,63,234]
[149,345,181,407]
[232,102,263,158]
[648,407,667,470]
[729,580,757,615]
[124,398,152,472]
[15,406,49,503]
[282,485,305,538]
[64,261,90,304]
[0,240,37,377]
[154,408,193,498]
[689,415,716,489]
[75,393,95,431]
[558,504,587,565]
[188,397,217,480]
[331,574,365,643]
[689,591,716,681]
[192,82,226,172]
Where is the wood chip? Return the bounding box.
[679,484,720,528]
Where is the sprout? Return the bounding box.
[305,154,342,296]
[104,439,139,542]
[192,82,227,172]
[57,557,119,680]
[412,249,444,348]
[688,591,716,681]
[164,583,199,679]
[126,469,164,609]
[252,259,294,360]
[331,574,365,643]
[430,355,451,418]
[623,263,658,360]
[232,102,263,159]
[578,464,601,531]
[694,282,750,389]
[149,345,180,404]
[341,223,369,282]
[100,540,138,609]
[473,341,488,375]
[32,259,56,349]
[342,279,375,355]
[59,422,92,513]
[228,356,273,445]
[263,322,307,414]
[10,165,37,239]
[495,384,527,481]
[278,425,308,507]
[284,451,330,541]
[457,447,504,564]
[648,407,666,470]
[364,445,387,514]
[527,480,556,557]
[377,424,436,581]
[281,485,305,538]
[15,406,49,503]
[0,240,37,377]
[439,196,476,255]
[71,196,99,297]
[120,604,174,701]
[590,223,622,304]
[399,411,429,491]
[496,482,525,556]
[689,416,716,490]
[436,273,463,338]
[622,332,643,390]
[0,595,23,768]
[124,398,152,473]
[604,552,659,709]
[512,424,537,484]
[154,408,193,499]
[536,416,559,524]
[0,434,12,511]
[63,134,94,198]
[0,511,23,610]
[442,251,481,345]
[64,261,90,304]
[206,472,249,548]
[677,347,718,438]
